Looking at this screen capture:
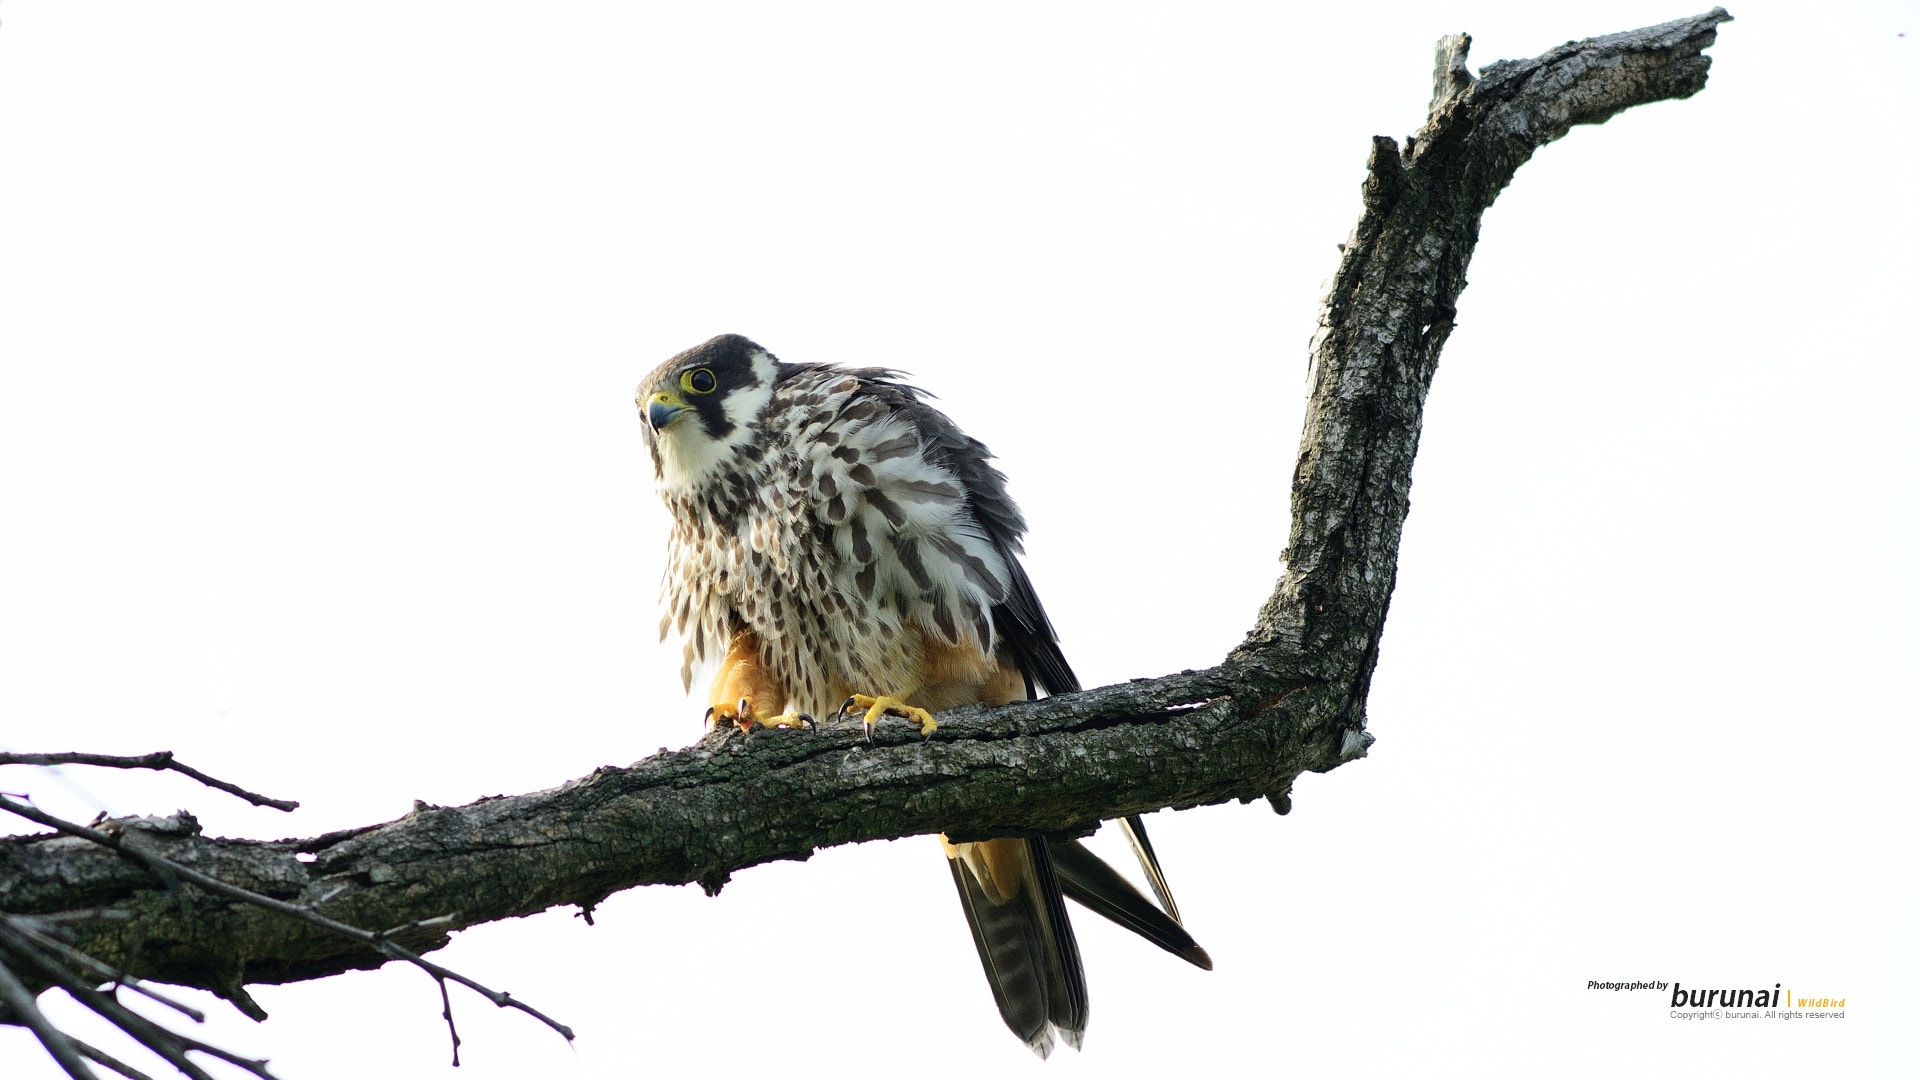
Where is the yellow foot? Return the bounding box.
[704,697,813,733]
[839,694,938,739]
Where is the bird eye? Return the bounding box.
[682,368,717,395]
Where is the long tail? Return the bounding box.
[947,836,1088,1057]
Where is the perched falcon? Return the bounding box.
[636,334,1210,1055]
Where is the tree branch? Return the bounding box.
[0,4,1730,1013]
[0,796,574,1048]
[0,946,100,1080]
[0,753,299,813]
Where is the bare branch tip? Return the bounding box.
[0,751,301,812]
[220,981,269,1023]
[73,1037,160,1080]
[1429,32,1474,113]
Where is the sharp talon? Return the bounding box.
[795,713,815,729]
[840,696,860,718]
[702,706,716,726]
[864,721,874,742]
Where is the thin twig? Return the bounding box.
[0,949,101,1080]
[0,752,299,812]
[34,909,138,926]
[72,1038,160,1080]
[4,914,206,1022]
[438,974,463,1067]
[0,794,577,1047]
[0,917,267,1080]
[374,913,462,941]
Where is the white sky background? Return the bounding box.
[2,1,1916,1077]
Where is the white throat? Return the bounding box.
[652,350,778,496]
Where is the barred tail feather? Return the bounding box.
[948,837,1088,1056]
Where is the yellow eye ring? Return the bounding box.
[681,368,717,395]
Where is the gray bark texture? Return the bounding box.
[0,9,1730,1004]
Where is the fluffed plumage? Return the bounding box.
[636,334,1208,1055]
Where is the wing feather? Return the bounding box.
[1047,837,1212,971]
[800,377,1015,663]
[858,377,1081,695]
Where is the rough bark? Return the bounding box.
[0,9,1731,1001]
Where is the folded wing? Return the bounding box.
[1048,833,1212,971]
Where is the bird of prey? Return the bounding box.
[636,334,1210,1056]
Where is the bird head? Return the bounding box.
[635,334,781,491]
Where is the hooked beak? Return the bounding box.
[645,391,688,432]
